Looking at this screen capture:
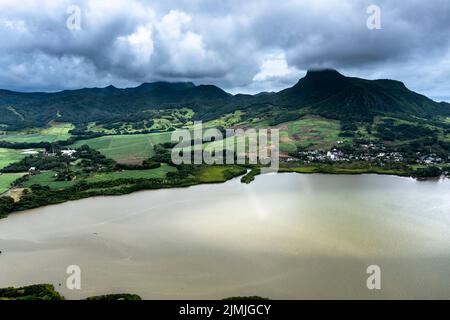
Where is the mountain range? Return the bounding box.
[1,69,449,130]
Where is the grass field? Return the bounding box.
[181,115,346,154]
[191,115,345,155]
[279,164,409,176]
[197,165,247,183]
[184,114,348,152]
[0,122,74,143]
[85,164,176,182]
[278,115,345,152]
[71,132,173,164]
[0,173,24,193]
[0,148,30,170]
[203,111,244,128]
[22,171,75,189]
[22,164,177,189]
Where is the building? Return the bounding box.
[61,149,77,157]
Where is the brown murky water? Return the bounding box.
[0,173,449,299]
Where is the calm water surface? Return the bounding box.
[0,173,449,299]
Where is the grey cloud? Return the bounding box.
[0,0,449,97]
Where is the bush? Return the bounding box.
[412,166,442,178]
[85,294,141,300]
[0,196,15,217]
[0,284,64,300]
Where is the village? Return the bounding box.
[288,142,447,166]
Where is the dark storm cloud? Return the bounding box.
[0,0,449,97]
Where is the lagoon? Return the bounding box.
[0,173,449,299]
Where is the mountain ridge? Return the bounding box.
[1,69,449,130]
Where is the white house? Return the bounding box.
[61,149,76,157]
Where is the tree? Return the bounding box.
[0,196,15,216]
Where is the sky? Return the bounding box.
[0,0,449,101]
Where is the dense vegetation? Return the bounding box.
[0,196,14,218]
[223,296,270,301]
[0,284,64,300]
[375,119,438,141]
[0,145,115,174]
[0,284,142,300]
[241,167,261,184]
[85,294,142,300]
[0,284,272,300]
[411,166,443,178]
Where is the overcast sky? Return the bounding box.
[0,0,449,100]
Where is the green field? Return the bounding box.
[182,115,347,154]
[278,116,345,152]
[22,171,75,189]
[85,164,177,182]
[183,115,345,155]
[0,122,74,143]
[279,164,409,176]
[0,148,30,170]
[71,132,173,164]
[197,165,247,183]
[0,173,23,193]
[23,164,177,189]
[203,111,244,128]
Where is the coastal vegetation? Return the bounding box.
[0,284,64,300]
[0,284,267,300]
[223,296,270,301]
[85,294,142,301]
[0,140,249,218]
[0,284,141,300]
[241,167,261,184]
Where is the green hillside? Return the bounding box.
[1,70,449,132]
[274,69,450,120]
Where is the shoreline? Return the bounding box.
[1,166,448,219]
